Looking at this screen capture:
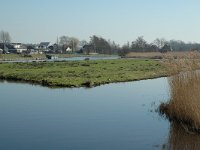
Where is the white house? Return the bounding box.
[66,47,72,52]
[12,43,27,53]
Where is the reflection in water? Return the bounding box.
[163,122,200,150]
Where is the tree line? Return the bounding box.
[57,35,200,55]
[1,30,200,55]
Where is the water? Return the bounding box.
[0,78,170,150]
[58,56,120,61]
[0,56,120,63]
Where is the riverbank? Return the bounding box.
[0,59,166,87]
[0,54,47,61]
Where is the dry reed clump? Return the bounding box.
[160,51,200,132]
[125,52,163,59]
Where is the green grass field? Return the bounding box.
[0,54,47,60]
[0,59,166,87]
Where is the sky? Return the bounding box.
[1,0,200,45]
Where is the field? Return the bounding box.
[0,54,48,61]
[0,59,166,87]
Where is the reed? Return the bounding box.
[160,51,200,132]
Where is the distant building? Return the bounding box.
[26,45,38,54]
[11,43,27,53]
[38,42,51,50]
[0,43,7,53]
[36,42,52,54]
[66,47,72,52]
[0,43,27,54]
[0,43,15,53]
[48,43,62,53]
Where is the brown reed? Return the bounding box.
[160,51,200,132]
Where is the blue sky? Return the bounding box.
[0,0,200,45]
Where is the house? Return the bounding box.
[48,44,62,53]
[0,43,15,53]
[0,43,28,54]
[37,42,52,54]
[38,42,51,50]
[11,43,27,53]
[0,43,6,53]
[66,47,72,52]
[26,45,37,54]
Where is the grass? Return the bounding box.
[0,54,47,60]
[0,59,166,87]
[159,51,200,133]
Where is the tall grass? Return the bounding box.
[125,51,200,59]
[160,51,200,132]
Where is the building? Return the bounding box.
[37,42,52,53]
[0,43,27,54]
[11,43,27,53]
[0,43,14,53]
[66,47,72,52]
[38,42,51,50]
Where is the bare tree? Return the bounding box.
[131,36,147,52]
[59,36,70,45]
[153,38,167,49]
[0,30,11,53]
[90,35,111,54]
[79,40,88,47]
[59,36,79,52]
[0,30,11,44]
[69,37,79,52]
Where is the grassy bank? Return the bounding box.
[0,54,47,61]
[0,54,76,61]
[0,59,166,87]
